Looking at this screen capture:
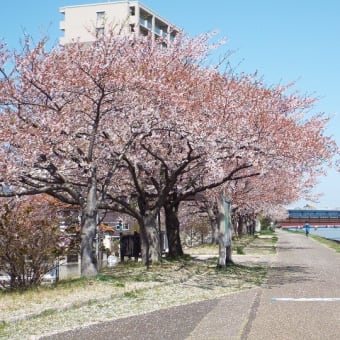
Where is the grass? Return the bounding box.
[0,234,276,339]
[123,290,140,298]
[259,229,276,235]
[236,246,245,254]
[184,231,278,257]
[309,234,340,252]
[0,259,269,339]
[283,228,340,253]
[184,242,219,255]
[184,234,259,256]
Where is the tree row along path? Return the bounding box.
[43,230,340,340]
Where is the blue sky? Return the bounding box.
[1,1,340,209]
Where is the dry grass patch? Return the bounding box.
[0,233,277,339]
[0,257,268,339]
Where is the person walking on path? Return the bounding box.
[303,221,311,236]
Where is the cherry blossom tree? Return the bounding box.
[0,31,227,270]
[227,169,301,236]
[102,61,337,264]
[0,30,337,272]
[0,34,164,275]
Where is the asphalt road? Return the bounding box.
[43,230,340,340]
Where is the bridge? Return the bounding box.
[280,209,340,228]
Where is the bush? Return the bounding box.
[0,196,66,289]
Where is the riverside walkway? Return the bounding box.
[244,229,340,339]
[44,230,340,340]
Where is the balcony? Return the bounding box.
[154,24,167,38]
[139,16,152,30]
[139,8,152,30]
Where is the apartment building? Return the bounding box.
[59,1,178,45]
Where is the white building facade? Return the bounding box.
[59,1,178,45]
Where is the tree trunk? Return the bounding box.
[164,204,183,258]
[233,219,239,240]
[249,220,255,234]
[207,202,219,244]
[140,211,161,266]
[80,173,98,277]
[218,195,233,267]
[239,215,247,235]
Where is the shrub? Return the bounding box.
[0,196,67,289]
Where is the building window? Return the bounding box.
[129,24,135,32]
[96,11,105,27]
[96,27,104,37]
[140,26,149,36]
[66,254,79,263]
[169,31,177,42]
[129,6,135,16]
[139,10,152,29]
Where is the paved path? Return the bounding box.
[245,230,340,339]
[43,230,340,340]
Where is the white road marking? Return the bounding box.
[272,297,340,302]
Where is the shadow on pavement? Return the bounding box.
[266,265,312,288]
